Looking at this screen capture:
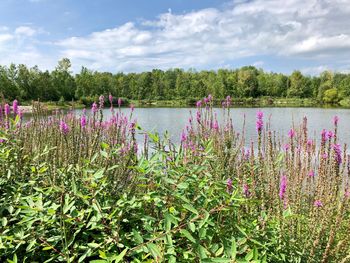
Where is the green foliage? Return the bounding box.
[0,60,349,105]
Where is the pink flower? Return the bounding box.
[283,144,290,151]
[256,110,264,132]
[91,102,98,114]
[12,100,18,116]
[322,153,328,159]
[59,120,70,135]
[118,98,122,107]
[80,115,86,128]
[279,175,287,201]
[243,184,250,197]
[288,128,295,139]
[99,95,105,108]
[4,104,10,116]
[308,170,315,177]
[333,144,342,165]
[333,116,339,126]
[227,178,233,192]
[314,200,323,207]
[326,131,334,139]
[196,100,202,107]
[321,129,327,142]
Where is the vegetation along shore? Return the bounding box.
[0,95,349,262]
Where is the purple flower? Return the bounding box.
[326,130,334,139]
[333,143,342,165]
[279,175,287,201]
[314,200,323,207]
[322,153,328,159]
[181,130,187,143]
[4,104,10,116]
[130,104,135,112]
[288,128,295,139]
[91,102,98,114]
[308,170,315,177]
[59,120,70,135]
[196,100,202,107]
[207,94,212,101]
[283,143,290,151]
[12,100,18,116]
[227,178,233,192]
[118,98,122,107]
[321,129,327,142]
[243,184,250,197]
[80,115,86,128]
[99,95,105,108]
[256,110,264,132]
[256,110,263,120]
[333,116,339,126]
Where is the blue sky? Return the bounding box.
[0,0,350,74]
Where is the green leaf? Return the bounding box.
[111,248,128,262]
[147,244,161,260]
[202,258,232,263]
[183,204,198,215]
[180,229,196,243]
[93,169,105,180]
[132,229,143,244]
[245,249,254,261]
[230,239,237,260]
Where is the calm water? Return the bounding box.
[74,107,350,145]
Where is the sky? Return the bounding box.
[0,0,350,74]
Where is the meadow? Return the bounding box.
[0,95,349,262]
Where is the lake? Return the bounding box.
[73,107,350,145]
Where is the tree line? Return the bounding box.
[1,58,349,104]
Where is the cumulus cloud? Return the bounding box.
[55,0,350,72]
[0,26,56,69]
[2,0,350,73]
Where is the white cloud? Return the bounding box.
[15,26,37,37]
[55,0,350,72]
[2,0,350,73]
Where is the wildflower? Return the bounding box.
[321,129,327,142]
[256,110,263,120]
[344,190,349,199]
[80,115,87,128]
[226,95,231,106]
[326,130,334,139]
[196,110,201,123]
[207,94,212,101]
[99,95,105,108]
[4,104,10,116]
[59,120,70,135]
[130,104,135,112]
[288,128,295,139]
[256,110,264,132]
[322,153,328,159]
[333,115,339,126]
[196,100,202,107]
[108,94,113,105]
[118,98,122,107]
[314,200,323,207]
[12,100,18,116]
[283,143,290,151]
[279,175,287,201]
[91,102,98,114]
[333,143,342,165]
[308,170,315,177]
[227,178,233,192]
[181,130,187,143]
[243,184,250,197]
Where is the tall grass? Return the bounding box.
[0,95,349,262]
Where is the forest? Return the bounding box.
[1,58,349,105]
